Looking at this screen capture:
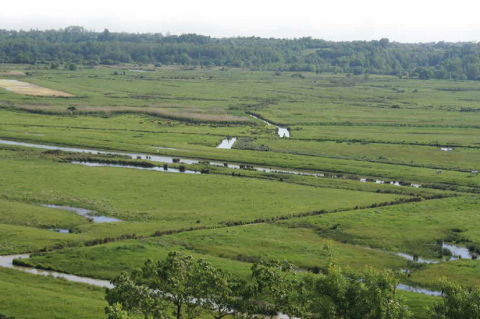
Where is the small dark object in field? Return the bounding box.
[442,248,452,256]
[163,164,168,170]
[179,165,186,172]
[139,121,143,124]
[172,158,180,163]
[291,73,305,79]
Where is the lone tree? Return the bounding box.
[250,259,307,318]
[106,252,245,319]
[106,252,204,319]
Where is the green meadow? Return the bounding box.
[0,268,106,319]
[1,65,480,318]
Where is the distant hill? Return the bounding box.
[1,26,480,80]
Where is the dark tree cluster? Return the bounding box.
[106,251,480,319]
[105,250,412,319]
[2,27,480,80]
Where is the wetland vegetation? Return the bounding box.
[1,53,480,318]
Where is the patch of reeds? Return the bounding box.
[14,105,251,124]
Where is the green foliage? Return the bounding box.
[106,252,218,319]
[303,265,411,319]
[106,272,169,318]
[2,27,480,79]
[429,278,480,318]
[2,66,480,318]
[107,252,411,319]
[250,259,306,318]
[194,259,246,319]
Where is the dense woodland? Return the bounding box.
[2,26,480,80]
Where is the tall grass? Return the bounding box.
[12,105,251,124]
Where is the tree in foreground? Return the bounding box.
[106,252,203,319]
[429,278,480,319]
[106,252,243,319]
[301,243,411,319]
[105,249,411,319]
[249,259,307,318]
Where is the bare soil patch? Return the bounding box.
[0,79,74,97]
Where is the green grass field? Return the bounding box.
[0,268,106,319]
[281,196,480,257]
[1,65,480,318]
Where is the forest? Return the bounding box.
[1,26,480,80]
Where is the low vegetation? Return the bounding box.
[1,65,480,318]
[0,268,106,319]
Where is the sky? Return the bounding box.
[1,0,480,43]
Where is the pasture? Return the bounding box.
[1,64,480,318]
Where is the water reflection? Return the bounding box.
[217,138,237,149]
[43,204,122,223]
[250,115,290,138]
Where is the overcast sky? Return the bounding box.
[1,0,480,43]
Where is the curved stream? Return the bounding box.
[43,204,122,223]
[72,161,201,175]
[250,115,290,138]
[0,252,440,296]
[0,139,423,189]
[0,254,113,288]
[394,242,478,264]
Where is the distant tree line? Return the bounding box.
[105,250,480,319]
[2,26,480,80]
